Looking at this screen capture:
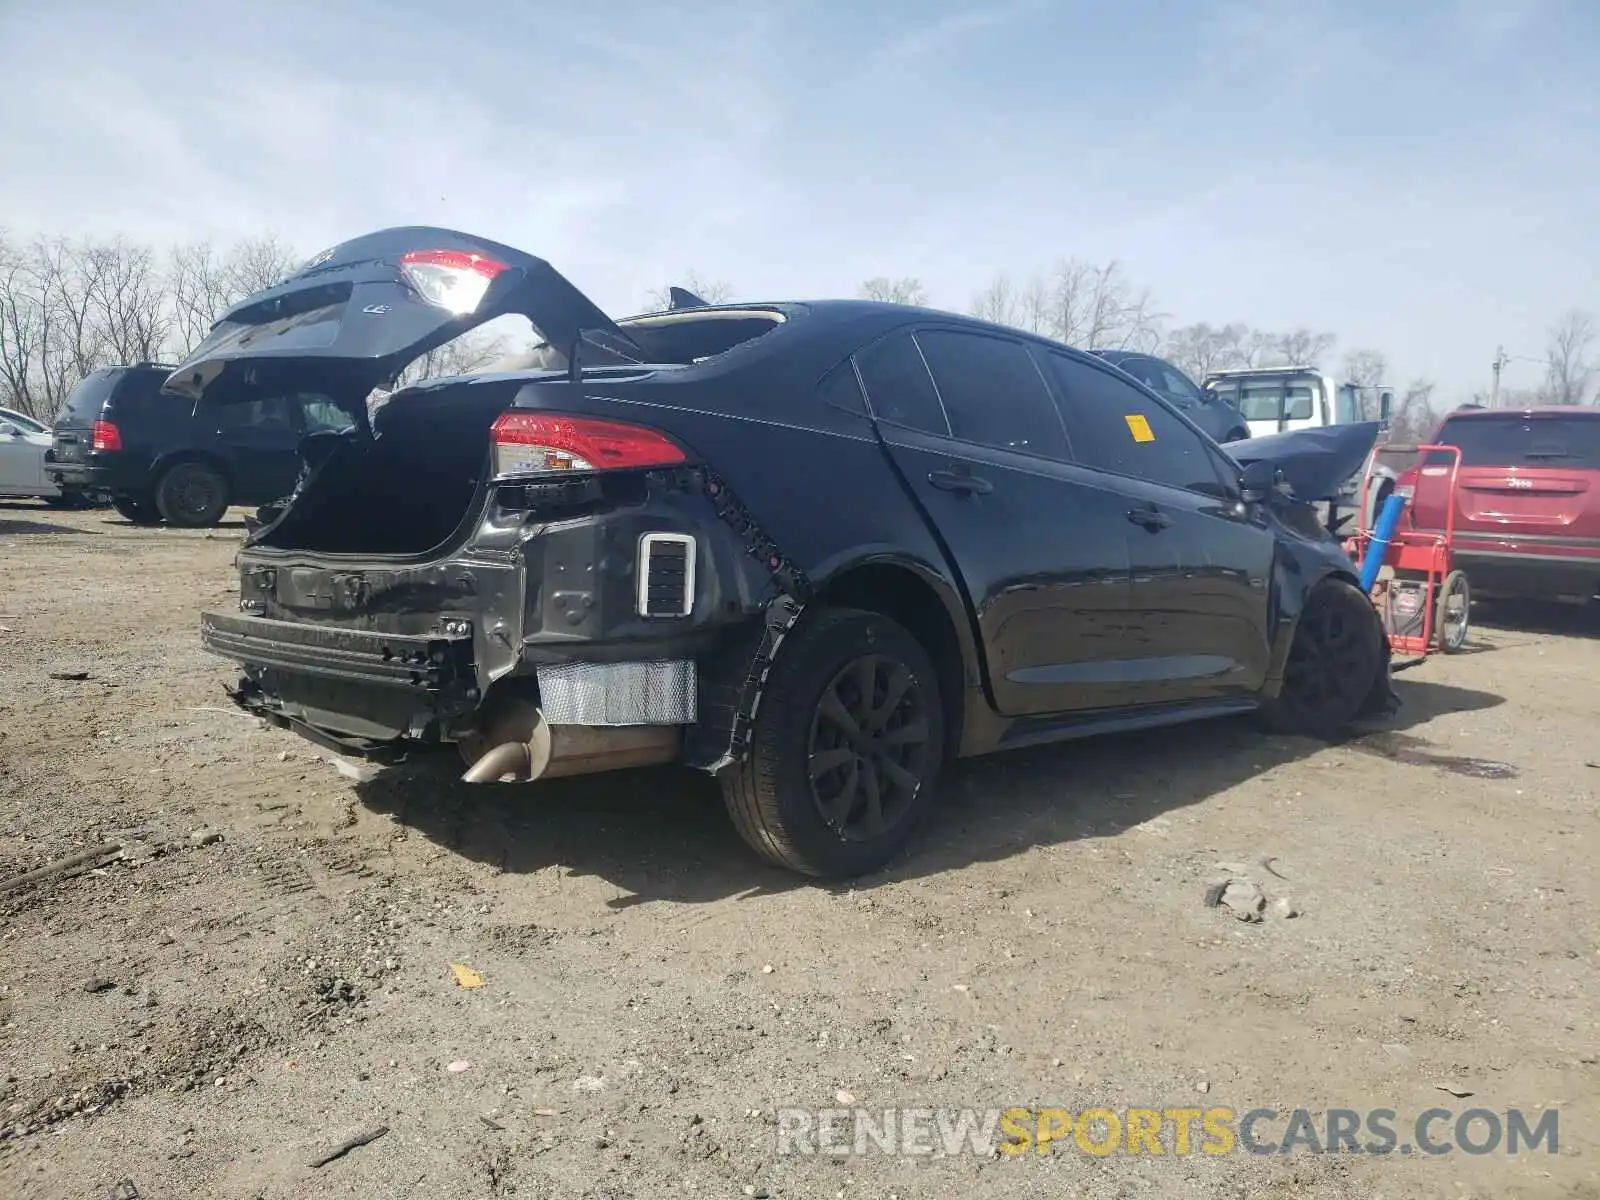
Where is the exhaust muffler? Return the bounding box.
[457,695,679,783]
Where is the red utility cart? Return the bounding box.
[1344,443,1471,664]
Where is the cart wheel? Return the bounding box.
[1436,569,1471,653]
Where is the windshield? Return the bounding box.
[1219,379,1320,424]
[0,409,47,434]
[1426,414,1600,469]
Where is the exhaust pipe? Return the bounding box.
[458,695,679,783]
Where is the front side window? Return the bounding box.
[1044,352,1225,495]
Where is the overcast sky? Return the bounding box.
[2,0,1595,399]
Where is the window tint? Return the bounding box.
[1045,353,1225,495]
[56,370,119,424]
[913,329,1069,459]
[853,332,948,435]
[1237,381,1317,423]
[1161,368,1204,405]
[217,395,298,430]
[817,362,868,416]
[299,395,355,434]
[1425,415,1600,469]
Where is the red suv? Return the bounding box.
[1394,406,1600,602]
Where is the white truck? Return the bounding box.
[1202,367,1395,533]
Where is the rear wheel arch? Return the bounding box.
[151,449,234,492]
[807,557,978,759]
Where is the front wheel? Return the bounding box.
[155,462,229,527]
[720,607,946,879]
[1258,578,1386,739]
[1435,569,1470,653]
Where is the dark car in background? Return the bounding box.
[176,226,1394,880]
[50,363,354,526]
[1090,350,1250,444]
[1397,406,1600,603]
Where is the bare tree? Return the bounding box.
[393,329,515,389]
[1542,308,1595,405]
[969,273,1020,326]
[1389,378,1439,443]
[1269,327,1337,369]
[859,277,928,306]
[0,233,46,416]
[1164,322,1247,381]
[85,239,171,364]
[1341,348,1389,419]
[644,271,734,312]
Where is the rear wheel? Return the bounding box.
[155,462,229,527]
[1258,578,1386,739]
[720,607,945,879]
[111,494,162,525]
[1435,569,1470,653]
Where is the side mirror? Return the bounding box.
[1238,458,1278,503]
[1378,391,1393,421]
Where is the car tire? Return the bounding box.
[111,494,163,525]
[1435,569,1470,653]
[154,462,229,527]
[720,607,946,879]
[1257,578,1385,739]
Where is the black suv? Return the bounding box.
[1090,350,1250,443]
[50,364,354,526]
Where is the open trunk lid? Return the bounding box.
[162,226,645,416]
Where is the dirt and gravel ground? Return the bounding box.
[1,502,1597,1200]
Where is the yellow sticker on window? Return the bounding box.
[1125,414,1155,443]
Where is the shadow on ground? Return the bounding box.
[356,676,1504,908]
[0,515,93,536]
[1473,598,1598,640]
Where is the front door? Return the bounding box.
[1040,350,1276,706]
[853,327,1134,717]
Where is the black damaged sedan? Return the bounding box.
[172,227,1395,879]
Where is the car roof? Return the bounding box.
[1442,406,1600,420]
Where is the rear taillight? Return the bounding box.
[91,420,122,452]
[399,249,508,316]
[490,412,688,478]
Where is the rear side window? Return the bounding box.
[913,329,1069,459]
[854,332,949,435]
[1427,415,1600,469]
[217,395,299,430]
[1044,352,1224,495]
[817,362,868,416]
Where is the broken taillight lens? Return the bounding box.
[91,420,122,452]
[490,412,688,478]
[399,249,509,316]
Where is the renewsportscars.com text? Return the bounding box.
[774,1106,1560,1158]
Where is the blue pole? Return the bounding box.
[1359,492,1409,593]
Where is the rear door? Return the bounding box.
[210,395,310,503]
[51,369,118,467]
[854,326,1134,717]
[1413,412,1600,556]
[1040,351,1277,706]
